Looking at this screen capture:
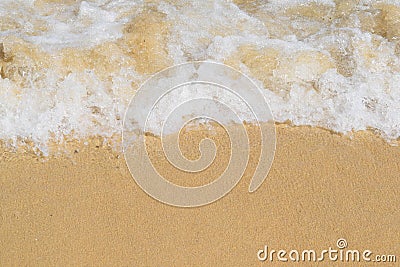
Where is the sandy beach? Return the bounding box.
[1,0,400,265]
[1,124,399,265]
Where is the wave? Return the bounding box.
[1,0,400,154]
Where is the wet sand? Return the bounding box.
[0,124,399,266]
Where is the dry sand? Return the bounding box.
[0,124,399,266]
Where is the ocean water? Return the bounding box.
[1,0,400,154]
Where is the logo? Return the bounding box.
[257,238,397,263]
[123,62,276,207]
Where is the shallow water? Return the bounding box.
[1,0,400,154]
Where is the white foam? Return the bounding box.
[0,0,140,49]
[0,0,399,155]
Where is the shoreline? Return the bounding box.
[0,123,398,159]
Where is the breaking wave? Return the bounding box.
[1,0,400,154]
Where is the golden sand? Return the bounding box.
[0,125,399,265]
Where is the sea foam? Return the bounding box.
[0,0,399,154]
